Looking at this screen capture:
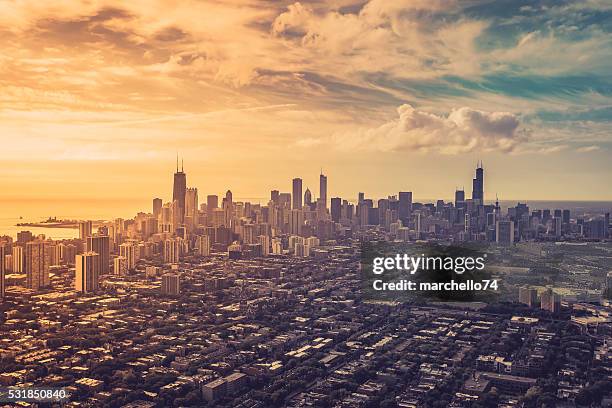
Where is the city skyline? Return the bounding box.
[1,1,611,207]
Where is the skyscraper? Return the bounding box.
[161,273,180,295]
[164,237,182,264]
[207,195,219,211]
[0,244,6,299]
[12,245,23,273]
[331,197,342,222]
[496,220,514,244]
[25,240,50,291]
[472,162,484,203]
[119,242,137,270]
[185,187,198,229]
[304,188,312,206]
[319,172,327,209]
[173,157,187,224]
[398,192,412,224]
[153,198,162,219]
[87,234,110,274]
[454,189,465,207]
[78,220,92,240]
[75,252,100,293]
[292,178,302,210]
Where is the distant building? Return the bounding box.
[25,240,50,291]
[496,220,514,244]
[196,235,210,256]
[518,287,538,307]
[78,220,92,240]
[163,238,182,263]
[75,252,100,293]
[113,256,128,276]
[319,172,327,209]
[292,178,303,210]
[12,245,24,273]
[161,273,180,295]
[87,234,110,274]
[540,288,561,313]
[0,244,6,299]
[119,242,138,270]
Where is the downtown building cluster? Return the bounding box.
[0,162,610,408]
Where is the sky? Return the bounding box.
[1,0,611,216]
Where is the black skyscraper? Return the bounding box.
[173,157,187,224]
[331,197,341,222]
[472,162,484,203]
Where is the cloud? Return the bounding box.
[577,145,600,153]
[329,104,528,154]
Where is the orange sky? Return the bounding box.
[1,0,611,212]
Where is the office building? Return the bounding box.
[518,287,538,307]
[79,220,92,240]
[119,242,137,270]
[207,195,219,211]
[161,273,180,295]
[75,252,100,293]
[292,178,302,209]
[472,162,484,203]
[496,220,514,244]
[319,172,327,209]
[173,158,187,224]
[331,197,342,223]
[113,256,128,276]
[87,234,110,274]
[25,240,50,291]
[12,245,23,273]
[197,235,210,256]
[153,198,162,219]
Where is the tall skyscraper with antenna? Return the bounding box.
[319,171,327,210]
[472,161,484,203]
[173,156,187,225]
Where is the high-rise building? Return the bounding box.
[398,192,412,224]
[185,187,199,229]
[196,235,210,256]
[119,242,137,270]
[113,256,128,276]
[319,172,327,209]
[472,162,484,203]
[562,209,570,224]
[0,244,6,299]
[290,209,303,236]
[12,245,24,273]
[78,221,92,240]
[173,157,187,224]
[518,286,538,307]
[292,178,302,210]
[17,231,33,245]
[75,252,100,293]
[161,273,180,295]
[25,240,50,291]
[87,234,110,274]
[496,220,514,244]
[331,197,342,222]
[164,237,182,264]
[153,198,162,219]
[304,188,312,206]
[541,288,561,313]
[454,189,465,207]
[207,195,219,211]
[258,235,271,256]
[270,190,280,205]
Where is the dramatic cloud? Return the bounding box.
[331,104,528,154]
